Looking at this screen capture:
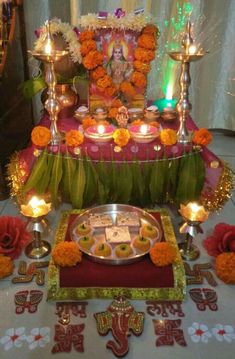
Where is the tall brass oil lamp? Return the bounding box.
[168,21,205,144]
[28,21,68,145]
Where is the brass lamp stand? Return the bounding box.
[168,21,205,144]
[28,21,68,145]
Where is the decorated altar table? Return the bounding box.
[9,112,232,211]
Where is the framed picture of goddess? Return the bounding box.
[89,29,145,111]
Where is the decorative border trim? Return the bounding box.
[47,209,186,301]
[201,161,234,212]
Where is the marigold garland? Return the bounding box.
[80,39,97,56]
[113,128,130,147]
[133,60,151,74]
[137,34,156,50]
[134,47,155,62]
[52,242,82,267]
[193,128,213,146]
[65,130,84,147]
[108,108,119,119]
[83,50,103,70]
[79,30,94,42]
[31,126,51,147]
[120,81,136,97]
[131,71,147,88]
[149,242,177,267]
[91,66,107,81]
[111,99,123,108]
[160,129,178,146]
[215,252,235,284]
[0,256,14,279]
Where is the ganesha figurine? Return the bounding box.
[94,297,145,357]
[116,106,129,128]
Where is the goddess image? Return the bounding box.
[106,40,133,86]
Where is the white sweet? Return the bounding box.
[76,106,88,112]
[128,107,143,113]
[89,214,113,227]
[116,212,140,226]
[105,226,131,243]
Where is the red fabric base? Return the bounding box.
[60,212,174,289]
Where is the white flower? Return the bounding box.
[26,327,50,350]
[188,322,212,343]
[0,327,26,351]
[212,324,235,343]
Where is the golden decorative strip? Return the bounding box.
[47,209,186,301]
[201,161,234,212]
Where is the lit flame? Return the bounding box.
[44,40,52,55]
[140,124,148,135]
[21,196,51,218]
[188,45,197,55]
[165,84,173,100]
[97,124,105,135]
[179,202,209,222]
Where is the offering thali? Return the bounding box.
[70,204,162,265]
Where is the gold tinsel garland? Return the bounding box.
[201,161,235,212]
[6,152,27,205]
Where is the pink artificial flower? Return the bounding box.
[204,223,235,257]
[0,216,31,259]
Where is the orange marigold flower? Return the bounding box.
[104,86,117,97]
[80,39,97,56]
[91,66,107,81]
[138,34,156,50]
[52,242,82,267]
[192,128,213,146]
[65,130,84,147]
[83,50,103,70]
[108,107,118,119]
[131,119,144,126]
[0,256,14,279]
[142,24,158,36]
[160,129,177,146]
[79,30,94,42]
[31,126,51,147]
[134,47,155,62]
[82,117,97,130]
[120,81,136,97]
[149,121,160,128]
[113,128,130,147]
[111,99,123,108]
[96,75,113,89]
[133,60,151,74]
[131,71,147,88]
[149,242,177,267]
[215,252,235,284]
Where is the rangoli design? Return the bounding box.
[146,301,185,317]
[189,288,218,311]
[51,324,85,353]
[188,322,212,343]
[55,302,88,325]
[184,262,217,287]
[14,290,43,314]
[153,319,187,347]
[12,261,49,286]
[94,297,144,357]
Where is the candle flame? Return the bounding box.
[188,45,197,55]
[140,124,148,135]
[179,202,209,222]
[21,196,51,218]
[44,40,52,55]
[97,124,105,135]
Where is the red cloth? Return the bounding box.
[60,212,175,289]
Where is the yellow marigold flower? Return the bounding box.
[31,126,51,147]
[0,256,14,279]
[150,242,177,267]
[52,242,82,267]
[113,128,130,147]
[65,130,84,147]
[160,129,177,146]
